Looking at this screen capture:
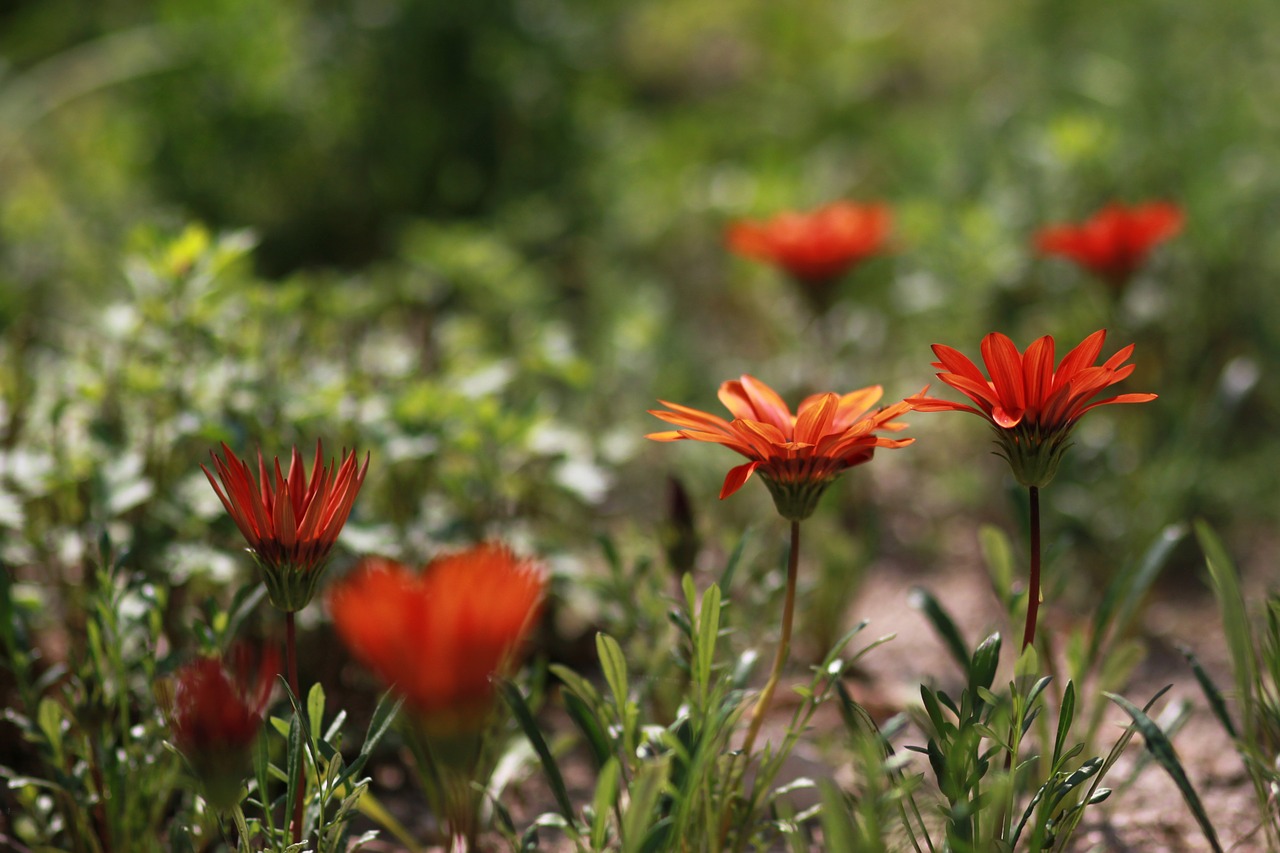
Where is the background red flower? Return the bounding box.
[727,202,892,284]
[1036,202,1183,286]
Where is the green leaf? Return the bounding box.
[1013,642,1039,679]
[909,587,970,676]
[819,779,872,852]
[597,633,630,720]
[1180,646,1237,738]
[591,757,621,849]
[695,582,721,696]
[637,817,673,853]
[343,691,403,784]
[562,690,612,770]
[499,680,575,822]
[1052,681,1076,768]
[1047,756,1102,812]
[36,698,65,762]
[1089,524,1185,667]
[834,681,883,752]
[549,663,603,708]
[307,682,325,745]
[1097,638,1145,693]
[919,686,952,742]
[284,714,303,840]
[718,528,752,591]
[253,727,277,835]
[1195,521,1256,742]
[355,788,424,853]
[846,632,897,667]
[819,620,870,672]
[979,525,1015,608]
[968,632,1001,695]
[221,584,267,648]
[621,758,669,853]
[1106,692,1223,853]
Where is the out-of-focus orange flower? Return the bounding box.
[160,645,278,809]
[329,544,547,734]
[1035,202,1183,287]
[908,330,1156,487]
[727,202,892,286]
[648,375,915,521]
[203,442,369,611]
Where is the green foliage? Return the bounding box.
[0,540,192,851]
[0,0,1272,847]
[1183,521,1280,849]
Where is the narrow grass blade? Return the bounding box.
[908,587,970,676]
[1089,524,1185,666]
[1052,681,1076,768]
[1106,692,1223,853]
[284,714,303,839]
[1195,520,1257,738]
[819,780,869,853]
[499,680,575,821]
[978,525,1014,608]
[621,758,669,853]
[597,632,630,719]
[695,582,722,698]
[355,789,424,853]
[1179,646,1237,738]
[562,689,612,770]
[591,757,621,849]
[307,682,325,744]
[718,528,752,591]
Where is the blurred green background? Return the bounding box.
[0,0,1275,632]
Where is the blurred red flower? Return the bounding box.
[329,544,547,734]
[648,375,914,521]
[203,442,369,610]
[1035,202,1183,287]
[727,202,892,285]
[160,645,278,808]
[908,330,1156,486]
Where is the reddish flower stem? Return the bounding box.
[741,520,801,760]
[1022,486,1041,651]
[286,611,304,846]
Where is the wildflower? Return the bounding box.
[203,442,369,612]
[647,375,914,521]
[1035,202,1183,288]
[329,544,547,735]
[907,330,1156,487]
[159,646,278,809]
[727,202,892,289]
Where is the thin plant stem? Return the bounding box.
[741,520,801,762]
[1022,486,1041,651]
[285,611,304,847]
[719,521,803,852]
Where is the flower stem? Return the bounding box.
[285,610,304,846]
[1021,486,1041,651]
[741,520,801,760]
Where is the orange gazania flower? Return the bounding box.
[727,201,892,285]
[647,376,915,521]
[329,544,547,734]
[203,442,369,611]
[1035,202,1183,287]
[907,330,1156,487]
[159,645,278,809]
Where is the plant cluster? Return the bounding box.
[2,1,1278,849]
